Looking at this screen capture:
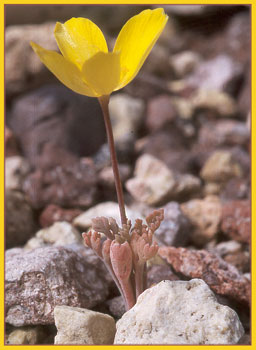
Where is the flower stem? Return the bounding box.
[98,95,127,226]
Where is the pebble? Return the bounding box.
[39,204,82,228]
[159,246,250,305]
[170,50,202,77]
[114,279,244,344]
[54,306,116,345]
[5,156,30,191]
[7,326,48,345]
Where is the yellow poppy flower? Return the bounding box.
[30,8,168,97]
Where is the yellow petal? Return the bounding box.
[30,42,97,97]
[54,17,108,69]
[113,8,168,89]
[82,51,120,96]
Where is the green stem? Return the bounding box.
[98,95,127,226]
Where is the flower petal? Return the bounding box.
[113,8,168,89]
[54,17,108,69]
[82,51,120,96]
[30,42,97,97]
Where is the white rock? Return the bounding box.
[73,201,144,230]
[7,326,46,345]
[170,51,202,77]
[114,279,244,345]
[126,154,176,206]
[54,305,116,345]
[5,156,30,190]
[109,93,145,142]
[25,221,82,250]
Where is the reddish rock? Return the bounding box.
[158,246,250,305]
[39,205,82,228]
[5,245,110,326]
[221,200,251,244]
[5,127,20,157]
[23,157,98,209]
[146,95,177,132]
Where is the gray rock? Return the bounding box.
[114,279,244,344]
[5,156,30,191]
[5,190,36,249]
[54,306,116,345]
[154,202,191,247]
[5,245,110,326]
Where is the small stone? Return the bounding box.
[221,177,250,201]
[126,154,176,206]
[5,127,20,157]
[106,296,126,320]
[154,202,192,247]
[7,326,47,345]
[39,204,82,228]
[54,306,116,345]
[200,150,242,183]
[181,196,221,246]
[192,89,238,117]
[146,95,177,132]
[5,245,110,326]
[147,264,179,287]
[221,200,250,244]
[109,93,145,142]
[5,190,36,249]
[25,222,82,250]
[114,279,244,344]
[5,156,30,191]
[159,246,250,305]
[73,201,144,230]
[98,164,131,189]
[170,51,202,77]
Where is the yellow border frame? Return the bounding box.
[1,1,254,349]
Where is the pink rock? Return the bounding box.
[158,246,250,305]
[39,204,82,228]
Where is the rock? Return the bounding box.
[106,296,126,320]
[7,326,47,345]
[5,127,20,157]
[181,196,221,246]
[220,178,250,201]
[5,245,110,326]
[146,95,177,132]
[25,222,82,250]
[8,85,105,164]
[5,190,36,249]
[147,264,179,287]
[54,306,116,345]
[154,202,192,247]
[98,164,131,190]
[192,89,238,118]
[170,51,202,77]
[159,246,250,305]
[221,200,250,244]
[114,279,244,344]
[174,173,201,199]
[73,201,144,230]
[213,240,250,273]
[109,93,145,142]
[23,157,98,209]
[126,154,176,206]
[39,204,82,228]
[5,22,57,96]
[187,54,243,94]
[200,150,242,183]
[143,44,172,77]
[5,156,30,191]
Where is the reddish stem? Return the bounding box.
[98,95,127,226]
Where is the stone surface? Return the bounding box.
[147,264,179,287]
[200,150,242,183]
[5,156,30,191]
[159,246,250,305]
[170,50,202,77]
[5,190,36,249]
[54,306,116,345]
[8,85,105,164]
[6,326,48,345]
[23,157,98,209]
[114,279,244,344]
[221,200,250,244]
[39,204,82,228]
[5,127,20,157]
[106,296,126,320]
[154,202,192,247]
[146,95,177,132]
[192,89,238,117]
[5,245,110,326]
[25,222,82,250]
[73,201,144,230]
[220,177,250,201]
[181,196,221,246]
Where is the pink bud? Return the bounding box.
[110,241,133,281]
[82,231,92,248]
